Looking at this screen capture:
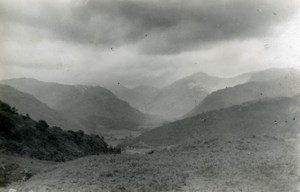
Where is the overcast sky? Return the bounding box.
[1,0,300,87]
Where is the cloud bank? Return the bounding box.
[0,0,300,87]
[2,0,298,54]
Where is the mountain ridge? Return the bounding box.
[0,78,160,135]
[130,95,300,147]
[185,68,300,118]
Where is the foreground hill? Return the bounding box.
[0,84,80,131]
[0,100,114,162]
[186,68,300,118]
[3,130,299,192]
[1,78,156,134]
[132,95,300,147]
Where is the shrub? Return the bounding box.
[19,126,36,139]
[0,101,14,114]
[0,111,15,137]
[108,146,122,154]
[52,126,63,132]
[48,134,57,141]
[77,130,85,136]
[25,114,31,120]
[36,120,49,131]
[11,107,18,114]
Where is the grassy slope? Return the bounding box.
[3,136,300,192]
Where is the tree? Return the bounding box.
[0,101,13,114]
[0,111,15,137]
[36,120,49,131]
[11,107,18,114]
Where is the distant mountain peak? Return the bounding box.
[133,85,158,91]
[4,77,40,82]
[181,71,219,81]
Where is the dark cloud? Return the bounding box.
[1,0,298,54]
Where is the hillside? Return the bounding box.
[0,78,155,134]
[0,84,80,131]
[249,68,300,82]
[185,79,300,118]
[3,122,299,192]
[6,137,298,192]
[0,100,115,162]
[132,95,300,147]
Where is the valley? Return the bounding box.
[1,68,300,191]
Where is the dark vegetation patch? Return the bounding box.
[0,100,120,162]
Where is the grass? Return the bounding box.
[2,135,300,192]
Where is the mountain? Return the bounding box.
[108,72,250,120]
[0,100,116,162]
[185,68,300,118]
[0,84,79,131]
[147,68,300,120]
[145,73,211,120]
[109,73,221,120]
[0,78,154,134]
[108,84,160,113]
[166,71,249,93]
[131,95,300,147]
[249,68,300,82]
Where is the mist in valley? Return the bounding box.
[1,0,300,192]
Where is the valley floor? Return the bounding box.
[1,136,300,192]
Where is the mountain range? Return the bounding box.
[0,79,162,136]
[109,71,250,120]
[132,95,300,147]
[2,67,300,191]
[1,67,299,143]
[186,68,300,117]
[109,68,299,120]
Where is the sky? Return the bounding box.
[0,0,300,88]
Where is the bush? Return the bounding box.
[52,126,63,132]
[11,107,18,114]
[36,120,49,131]
[0,101,14,114]
[108,146,121,154]
[77,130,85,136]
[0,111,15,137]
[19,126,36,139]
